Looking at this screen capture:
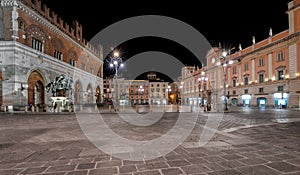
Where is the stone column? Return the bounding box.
[289,44,297,79]
[268,53,273,79]
[252,58,255,82]
[238,63,242,84]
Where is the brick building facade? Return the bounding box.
[205,0,300,109]
[0,0,103,109]
[179,0,300,109]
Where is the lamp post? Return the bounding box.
[138,85,144,105]
[217,50,233,112]
[198,76,208,111]
[167,85,171,104]
[109,50,124,111]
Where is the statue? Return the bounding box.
[239,43,242,51]
[269,27,273,37]
[46,74,73,96]
[252,36,256,45]
[46,75,73,112]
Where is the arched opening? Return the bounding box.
[74,80,81,105]
[257,97,267,107]
[231,98,238,106]
[95,86,101,103]
[86,84,93,103]
[28,71,45,106]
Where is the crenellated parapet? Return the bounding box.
[12,0,102,58]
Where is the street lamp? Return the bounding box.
[167,85,171,105]
[138,85,144,105]
[109,50,124,111]
[217,50,233,112]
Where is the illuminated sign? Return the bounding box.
[273,93,288,99]
[241,95,251,100]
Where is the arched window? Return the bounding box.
[27,25,46,53]
[52,38,65,60]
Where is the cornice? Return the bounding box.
[16,1,102,62]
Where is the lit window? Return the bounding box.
[278,70,284,80]
[259,58,264,67]
[277,51,284,62]
[32,38,44,52]
[259,74,265,83]
[244,62,249,71]
[70,59,76,66]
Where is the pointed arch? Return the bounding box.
[86,83,93,103]
[74,80,82,105]
[27,70,46,106]
[95,85,101,103]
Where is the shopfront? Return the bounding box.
[241,94,251,106]
[273,93,288,108]
[257,97,267,107]
[231,98,238,106]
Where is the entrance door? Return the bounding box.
[257,97,266,107]
[28,71,45,106]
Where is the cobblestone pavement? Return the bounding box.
[0,109,300,175]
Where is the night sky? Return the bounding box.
[40,0,291,82]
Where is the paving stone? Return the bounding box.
[20,167,48,174]
[39,173,65,175]
[237,157,269,165]
[46,164,76,173]
[76,163,95,169]
[203,163,225,171]
[181,164,211,174]
[260,155,284,162]
[119,165,137,174]
[203,156,227,163]
[0,163,17,169]
[133,170,161,175]
[237,165,281,175]
[137,161,169,171]
[287,159,300,166]
[207,169,243,175]
[166,159,191,167]
[145,157,166,163]
[217,160,245,169]
[15,161,45,168]
[220,154,244,160]
[43,160,70,166]
[65,170,88,175]
[89,167,118,175]
[253,150,276,156]
[275,153,299,160]
[1,112,300,175]
[70,158,94,164]
[161,167,184,175]
[96,160,122,168]
[0,169,23,175]
[187,152,207,158]
[122,160,145,166]
[266,162,300,173]
[186,157,209,165]
[284,172,300,175]
[164,154,189,161]
[93,155,111,162]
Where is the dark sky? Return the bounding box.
[40,0,291,82]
